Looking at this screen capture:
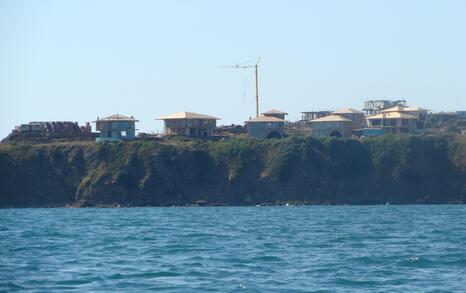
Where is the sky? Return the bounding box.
[1,0,465,138]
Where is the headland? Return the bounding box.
[1,135,465,207]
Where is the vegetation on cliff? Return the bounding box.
[0,135,465,207]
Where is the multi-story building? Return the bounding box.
[94,114,138,142]
[310,114,353,137]
[363,99,407,116]
[244,116,285,139]
[159,112,219,138]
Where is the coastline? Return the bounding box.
[1,135,465,208]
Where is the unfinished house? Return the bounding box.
[94,114,138,142]
[261,109,288,120]
[363,99,407,116]
[159,112,219,138]
[9,121,87,140]
[332,108,366,129]
[367,112,417,134]
[310,114,353,137]
[380,105,429,130]
[17,122,47,133]
[301,111,332,122]
[245,116,285,139]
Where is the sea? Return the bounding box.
[1,205,466,292]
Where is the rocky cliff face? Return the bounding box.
[0,135,465,207]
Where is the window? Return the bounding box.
[371,119,381,126]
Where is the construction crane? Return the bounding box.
[222,58,261,117]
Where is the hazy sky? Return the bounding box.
[1,0,465,138]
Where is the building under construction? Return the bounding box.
[301,111,333,122]
[159,112,219,138]
[94,114,138,142]
[244,115,285,139]
[3,121,94,143]
[363,99,407,116]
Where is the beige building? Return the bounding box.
[245,116,285,139]
[380,105,429,130]
[367,112,418,134]
[310,114,353,137]
[159,112,219,138]
[332,108,366,129]
[95,114,138,142]
[381,105,428,117]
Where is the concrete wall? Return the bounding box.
[368,118,416,134]
[98,121,136,142]
[311,121,353,137]
[246,122,284,139]
[164,119,217,137]
[302,112,332,121]
[337,113,366,129]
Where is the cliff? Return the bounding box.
[0,135,465,207]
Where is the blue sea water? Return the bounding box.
[1,206,466,292]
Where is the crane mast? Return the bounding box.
[254,63,259,117]
[222,58,261,117]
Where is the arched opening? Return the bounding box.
[329,130,342,137]
[266,131,283,139]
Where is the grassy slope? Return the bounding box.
[0,135,465,207]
